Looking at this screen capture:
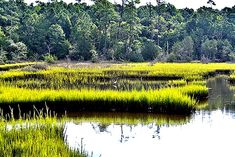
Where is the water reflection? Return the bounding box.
[207,76,235,111]
[64,122,163,157]
[64,110,235,157]
[64,77,235,157]
[66,112,190,126]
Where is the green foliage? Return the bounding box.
[0,27,6,47]
[171,36,194,62]
[8,41,28,62]
[43,53,57,63]
[126,40,144,62]
[0,0,235,62]
[0,47,7,64]
[70,12,96,60]
[216,39,234,61]
[201,39,217,61]
[141,39,162,60]
[47,24,70,59]
[91,49,99,63]
[113,42,126,60]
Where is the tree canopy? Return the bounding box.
[1,0,235,63]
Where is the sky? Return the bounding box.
[24,0,235,10]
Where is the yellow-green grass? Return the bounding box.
[0,63,233,91]
[1,63,235,81]
[178,85,208,100]
[0,85,207,114]
[0,116,83,157]
[2,79,183,91]
[1,62,229,114]
[0,62,40,71]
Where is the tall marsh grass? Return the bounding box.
[0,85,207,114]
[0,62,222,114]
[0,113,83,157]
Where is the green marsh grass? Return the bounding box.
[0,112,83,157]
[3,62,235,114]
[178,85,208,100]
[1,63,235,84]
[0,62,40,71]
[0,85,207,114]
[2,62,234,156]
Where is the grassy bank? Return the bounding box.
[0,116,83,157]
[0,84,207,114]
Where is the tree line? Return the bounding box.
[1,0,235,63]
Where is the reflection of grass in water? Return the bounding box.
[206,76,235,111]
[196,102,209,110]
[67,112,191,126]
[0,110,84,157]
[229,85,235,91]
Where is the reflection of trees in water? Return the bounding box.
[91,123,111,134]
[84,113,190,143]
[90,123,162,143]
[152,125,161,139]
[207,77,235,111]
[120,124,129,143]
[82,113,189,144]
[119,123,161,143]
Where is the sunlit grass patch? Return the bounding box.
[0,114,83,157]
[1,62,234,114]
[0,62,40,71]
[0,85,206,114]
[178,85,208,100]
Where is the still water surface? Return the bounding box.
[64,77,235,157]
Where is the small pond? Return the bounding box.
[64,77,235,157]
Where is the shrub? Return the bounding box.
[43,53,57,63]
[141,40,162,61]
[90,49,99,63]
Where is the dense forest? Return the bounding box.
[1,0,235,63]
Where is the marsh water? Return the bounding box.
[64,77,235,157]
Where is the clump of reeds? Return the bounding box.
[178,85,208,101]
[0,85,204,114]
[0,108,84,157]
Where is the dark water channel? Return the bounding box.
[64,77,235,157]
